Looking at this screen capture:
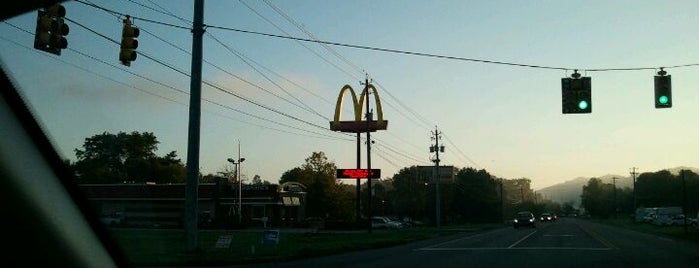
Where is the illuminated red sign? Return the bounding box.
[336,169,381,179]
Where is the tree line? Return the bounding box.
[581,170,699,219]
[72,131,696,225]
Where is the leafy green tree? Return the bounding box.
[279,152,353,221]
[72,131,185,184]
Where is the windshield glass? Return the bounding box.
[2,1,698,267]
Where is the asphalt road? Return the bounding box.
[240,218,699,268]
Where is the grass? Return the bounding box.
[590,218,699,243]
[109,224,501,266]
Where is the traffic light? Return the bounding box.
[654,69,672,108]
[34,4,69,55]
[561,71,592,114]
[120,16,139,66]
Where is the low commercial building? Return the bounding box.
[79,178,306,228]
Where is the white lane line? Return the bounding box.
[543,234,576,237]
[422,228,509,249]
[507,230,537,248]
[416,247,612,251]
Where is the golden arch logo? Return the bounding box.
[329,84,388,132]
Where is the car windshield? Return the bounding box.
[2,1,699,267]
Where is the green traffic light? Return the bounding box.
[658,95,669,105]
[578,100,589,110]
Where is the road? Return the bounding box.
[240,218,699,268]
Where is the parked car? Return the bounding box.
[99,212,124,227]
[371,217,403,229]
[513,211,536,228]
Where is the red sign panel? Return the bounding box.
[336,169,381,179]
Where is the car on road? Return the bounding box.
[539,213,555,222]
[513,211,536,228]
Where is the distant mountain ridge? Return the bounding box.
[536,166,699,206]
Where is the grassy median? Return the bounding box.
[109,224,501,266]
[591,218,699,243]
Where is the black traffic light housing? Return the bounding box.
[561,70,592,114]
[34,4,68,55]
[654,69,672,108]
[120,16,139,66]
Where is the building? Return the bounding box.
[79,178,306,228]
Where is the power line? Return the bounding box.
[3,19,351,142]
[255,1,435,132]
[442,132,482,169]
[238,0,360,81]
[75,0,699,72]
[207,25,699,72]
[123,0,335,121]
[206,32,330,121]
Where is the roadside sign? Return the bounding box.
[336,169,381,179]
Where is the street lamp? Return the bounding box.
[227,157,245,224]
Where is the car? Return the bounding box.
[371,216,403,229]
[539,213,554,222]
[513,211,536,228]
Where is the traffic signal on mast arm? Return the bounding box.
[34,4,69,55]
[120,16,139,66]
[654,69,672,108]
[561,70,592,114]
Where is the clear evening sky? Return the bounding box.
[1,1,697,189]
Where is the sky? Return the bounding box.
[1,0,698,190]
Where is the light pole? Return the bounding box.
[227,157,245,224]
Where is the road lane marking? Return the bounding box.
[416,247,612,251]
[507,230,537,248]
[543,234,576,237]
[422,228,509,249]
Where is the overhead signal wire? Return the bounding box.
[207,25,699,72]
[206,32,330,121]
[1,21,350,142]
[76,0,699,73]
[372,147,403,169]
[442,132,482,169]
[238,0,361,82]
[119,0,333,122]
[257,1,435,132]
[71,2,348,139]
[33,16,350,141]
[106,2,330,123]
[255,2,440,162]
[260,0,364,75]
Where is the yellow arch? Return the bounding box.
[359,84,384,125]
[333,84,361,122]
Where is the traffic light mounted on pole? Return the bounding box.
[654,68,672,108]
[34,4,69,55]
[561,70,592,114]
[120,16,139,66]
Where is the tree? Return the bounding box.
[279,152,353,221]
[581,178,614,218]
[251,174,271,185]
[72,131,186,184]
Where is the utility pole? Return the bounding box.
[500,179,504,224]
[363,77,373,233]
[184,0,204,252]
[237,140,242,224]
[430,126,443,228]
[630,167,638,211]
[682,170,687,234]
[612,177,618,219]
[356,132,361,226]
